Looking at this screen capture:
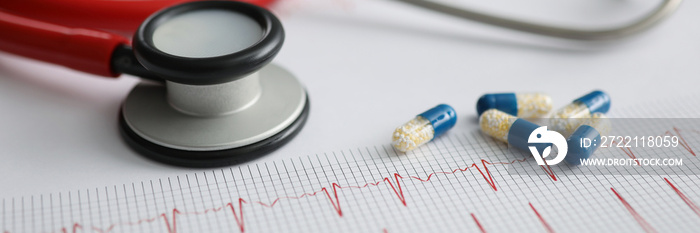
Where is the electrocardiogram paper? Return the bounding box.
[2,97,700,233]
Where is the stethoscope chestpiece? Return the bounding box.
[133,1,283,85]
[120,1,309,167]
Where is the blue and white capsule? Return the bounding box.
[392,104,457,152]
[550,90,611,137]
[565,113,612,165]
[479,109,543,151]
[476,93,552,118]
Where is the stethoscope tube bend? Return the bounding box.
[396,0,683,40]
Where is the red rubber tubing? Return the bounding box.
[0,10,129,77]
[0,0,275,77]
[0,0,276,37]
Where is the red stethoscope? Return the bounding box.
[0,0,683,77]
[0,0,681,167]
[0,0,312,168]
[0,0,274,77]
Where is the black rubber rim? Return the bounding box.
[133,1,285,85]
[119,95,309,168]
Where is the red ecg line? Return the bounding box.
[471,213,486,233]
[539,159,558,181]
[663,177,700,217]
[5,126,697,233]
[610,188,657,233]
[666,127,696,156]
[46,157,539,233]
[529,203,555,233]
[615,126,696,165]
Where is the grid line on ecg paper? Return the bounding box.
[265,162,291,232]
[2,94,700,233]
[443,133,484,230]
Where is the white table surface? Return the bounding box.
[0,0,698,197]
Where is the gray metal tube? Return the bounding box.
[167,72,262,116]
[395,0,682,40]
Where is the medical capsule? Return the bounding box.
[479,109,542,151]
[476,93,552,118]
[565,113,612,165]
[392,104,457,152]
[550,90,611,137]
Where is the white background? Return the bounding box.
[0,0,698,197]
